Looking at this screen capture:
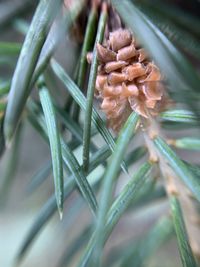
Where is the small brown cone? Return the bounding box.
[87,26,168,131]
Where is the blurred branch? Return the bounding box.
[0,0,37,28]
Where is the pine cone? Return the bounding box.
[88,28,168,131]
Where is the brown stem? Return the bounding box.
[142,116,200,261]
